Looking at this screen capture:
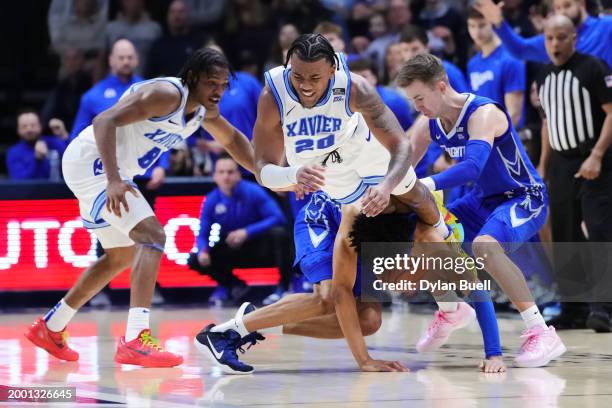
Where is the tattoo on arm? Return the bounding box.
[402,181,439,225]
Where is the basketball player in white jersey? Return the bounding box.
[196,34,466,374]
[24,48,255,368]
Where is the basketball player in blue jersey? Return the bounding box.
[196,190,507,374]
[24,48,256,368]
[397,53,567,368]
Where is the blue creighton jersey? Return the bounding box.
[293,191,342,264]
[429,94,543,198]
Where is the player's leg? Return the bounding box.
[25,241,134,362]
[471,197,566,367]
[283,300,382,338]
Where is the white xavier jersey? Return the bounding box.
[264,52,368,165]
[76,77,204,178]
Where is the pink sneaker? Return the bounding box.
[513,325,566,368]
[416,302,476,352]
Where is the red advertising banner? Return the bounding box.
[0,196,280,291]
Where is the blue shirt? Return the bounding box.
[468,45,526,127]
[443,60,469,93]
[494,16,612,68]
[429,94,543,198]
[7,136,68,180]
[70,74,144,140]
[196,180,286,252]
[216,72,262,140]
[377,85,414,131]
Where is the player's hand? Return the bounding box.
[361,184,391,217]
[359,358,408,372]
[226,228,248,248]
[574,154,601,180]
[474,0,504,27]
[197,250,211,267]
[296,164,325,193]
[49,118,69,140]
[105,179,139,217]
[34,140,49,160]
[479,356,506,373]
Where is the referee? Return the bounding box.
[536,15,612,332]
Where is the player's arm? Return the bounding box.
[202,108,256,174]
[576,103,612,179]
[407,115,432,167]
[422,105,501,191]
[92,82,180,216]
[504,91,524,128]
[331,206,407,372]
[474,0,548,63]
[253,87,325,194]
[538,119,552,180]
[349,73,413,216]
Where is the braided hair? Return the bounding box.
[178,48,233,91]
[284,33,339,68]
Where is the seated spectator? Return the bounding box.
[146,0,209,78]
[314,21,359,61]
[264,23,300,72]
[70,39,142,139]
[363,0,413,78]
[181,0,226,32]
[48,0,108,58]
[105,0,162,76]
[348,58,414,131]
[41,48,92,131]
[188,154,289,305]
[7,111,68,180]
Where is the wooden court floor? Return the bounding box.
[1,307,611,407]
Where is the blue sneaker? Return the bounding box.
[194,324,254,375]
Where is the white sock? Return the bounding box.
[520,305,547,330]
[433,291,460,312]
[45,299,77,332]
[433,212,451,239]
[125,307,150,342]
[211,317,250,337]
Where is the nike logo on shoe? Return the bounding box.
[126,346,150,356]
[207,336,224,360]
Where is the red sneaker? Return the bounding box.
[24,317,79,361]
[115,329,183,368]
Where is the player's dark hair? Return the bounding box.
[178,47,233,91]
[399,24,429,46]
[396,53,448,87]
[349,213,417,254]
[285,34,339,68]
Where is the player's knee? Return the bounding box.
[131,219,166,247]
[316,290,335,315]
[359,308,382,336]
[472,235,502,263]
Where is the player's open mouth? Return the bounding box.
[209,97,220,104]
[301,90,315,98]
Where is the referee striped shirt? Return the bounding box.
[536,53,612,156]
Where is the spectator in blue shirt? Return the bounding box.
[348,58,414,131]
[467,7,526,128]
[7,111,68,180]
[70,38,143,139]
[398,25,469,93]
[475,0,612,68]
[188,154,289,305]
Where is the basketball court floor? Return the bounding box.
[1,307,611,407]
